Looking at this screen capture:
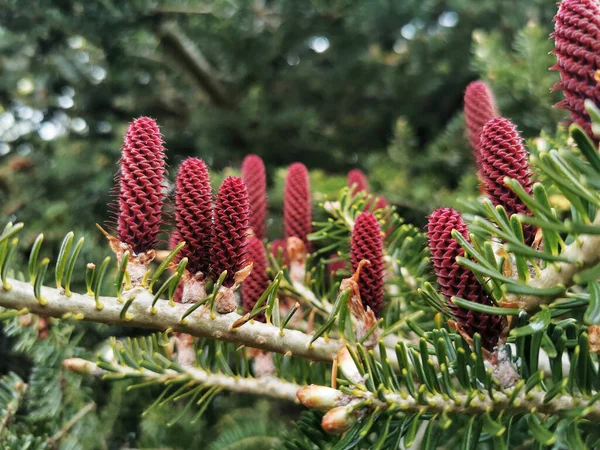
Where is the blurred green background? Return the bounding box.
[0,0,566,447]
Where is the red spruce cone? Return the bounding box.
[477,117,536,245]
[242,237,270,320]
[552,0,600,144]
[427,208,503,350]
[347,169,369,193]
[270,239,287,261]
[211,177,250,287]
[284,163,312,250]
[351,212,385,317]
[327,255,347,276]
[464,81,499,152]
[241,154,267,239]
[117,117,166,254]
[174,158,213,276]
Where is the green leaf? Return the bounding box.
[501,283,565,297]
[574,262,600,284]
[527,414,556,446]
[571,124,600,174]
[566,420,588,450]
[93,256,111,310]
[33,257,50,306]
[451,297,520,315]
[584,281,600,325]
[403,411,423,448]
[421,416,439,450]
[482,412,505,438]
[148,241,185,293]
[510,308,551,337]
[461,416,482,450]
[28,233,44,284]
[63,236,85,297]
[55,231,74,289]
[0,222,24,245]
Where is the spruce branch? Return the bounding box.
[65,358,300,404]
[158,21,232,108]
[301,382,600,422]
[46,402,96,448]
[0,279,340,363]
[0,373,27,438]
[513,211,600,313]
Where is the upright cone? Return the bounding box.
[284,163,312,250]
[174,158,213,276]
[552,0,600,144]
[427,208,504,351]
[464,81,499,153]
[117,117,166,254]
[211,177,250,287]
[477,117,536,245]
[242,154,267,239]
[351,212,385,317]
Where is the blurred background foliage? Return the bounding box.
[0,0,565,447]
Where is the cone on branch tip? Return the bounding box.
[347,169,369,194]
[350,212,385,318]
[211,176,251,288]
[464,81,499,153]
[241,154,267,239]
[426,207,504,351]
[284,163,312,250]
[116,116,166,255]
[552,0,600,145]
[174,157,213,278]
[477,117,536,245]
[242,237,270,321]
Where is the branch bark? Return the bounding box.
[158,21,232,108]
[0,279,341,363]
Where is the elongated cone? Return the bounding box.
[426,208,504,351]
[174,158,213,276]
[117,117,166,254]
[552,0,600,144]
[284,163,312,250]
[327,254,346,276]
[241,154,267,239]
[464,81,499,152]
[351,212,385,317]
[347,169,369,194]
[242,237,270,320]
[270,239,287,263]
[477,117,536,245]
[211,177,250,287]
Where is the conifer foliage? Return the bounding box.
[3,1,600,448]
